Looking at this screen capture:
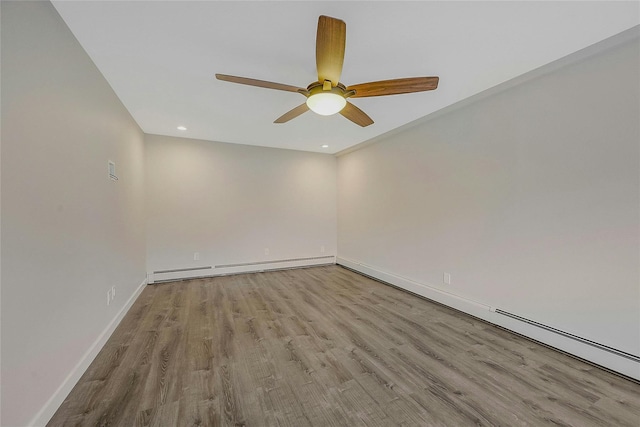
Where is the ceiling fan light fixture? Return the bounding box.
[306,92,346,116]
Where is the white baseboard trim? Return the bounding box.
[149,256,336,283]
[29,276,148,427]
[337,256,640,381]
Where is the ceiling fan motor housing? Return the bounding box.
[305,81,354,98]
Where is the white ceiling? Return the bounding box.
[51,1,639,154]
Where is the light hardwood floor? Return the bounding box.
[48,265,640,426]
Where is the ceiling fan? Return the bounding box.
[216,15,439,127]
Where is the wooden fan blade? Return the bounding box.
[216,74,305,93]
[316,16,346,87]
[340,101,374,127]
[274,103,310,123]
[347,77,439,98]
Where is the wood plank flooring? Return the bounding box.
[48,265,640,426]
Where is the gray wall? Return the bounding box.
[338,31,639,374]
[1,2,146,425]
[145,134,337,277]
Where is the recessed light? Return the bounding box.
[321,144,329,148]
[177,126,187,131]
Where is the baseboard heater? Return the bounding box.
[215,255,334,269]
[495,309,640,363]
[151,256,336,283]
[154,266,213,274]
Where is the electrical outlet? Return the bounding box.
[320,245,325,253]
[194,252,200,261]
[264,248,269,256]
[443,273,451,285]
